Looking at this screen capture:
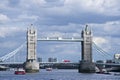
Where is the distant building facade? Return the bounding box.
[37,58,42,62]
[48,58,57,62]
[113,54,120,63]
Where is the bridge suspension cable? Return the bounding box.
[0,42,26,62]
[93,46,111,60]
[92,42,113,59]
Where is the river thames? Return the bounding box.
[0,69,120,80]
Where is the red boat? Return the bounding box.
[63,60,70,62]
[14,68,26,75]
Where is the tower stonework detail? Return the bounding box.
[79,25,95,73]
[24,28,39,73]
[27,28,37,60]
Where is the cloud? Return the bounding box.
[1,0,119,26]
[37,42,81,62]
[89,21,120,54]
[104,21,120,36]
[0,27,25,38]
[16,14,39,22]
[93,37,107,46]
[36,23,83,41]
[0,0,9,9]
[64,0,120,16]
[0,41,18,49]
[89,21,120,37]
[19,0,46,9]
[0,14,10,23]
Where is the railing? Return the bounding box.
[37,37,83,42]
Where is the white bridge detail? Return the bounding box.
[37,37,83,42]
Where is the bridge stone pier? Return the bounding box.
[78,25,95,73]
[24,28,39,73]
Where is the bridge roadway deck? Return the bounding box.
[1,62,120,67]
[0,62,79,68]
[0,62,79,65]
[95,63,120,67]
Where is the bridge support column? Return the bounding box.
[24,27,39,73]
[78,25,95,73]
[79,61,95,73]
[24,60,39,73]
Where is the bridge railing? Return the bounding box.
[37,37,83,42]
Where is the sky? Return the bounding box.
[0,0,120,62]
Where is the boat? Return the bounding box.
[14,68,26,75]
[111,67,120,72]
[96,71,111,74]
[46,68,52,71]
[0,65,8,71]
[111,54,120,72]
[114,73,120,76]
[96,69,111,74]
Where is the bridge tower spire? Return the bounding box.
[79,25,95,73]
[24,25,39,73]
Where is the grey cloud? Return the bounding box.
[1,0,120,26]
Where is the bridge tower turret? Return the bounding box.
[78,25,95,73]
[24,26,39,73]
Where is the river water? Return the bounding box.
[0,69,120,80]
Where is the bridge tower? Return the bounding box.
[24,27,39,73]
[78,25,95,73]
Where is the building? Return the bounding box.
[37,58,42,62]
[113,54,120,63]
[48,58,57,62]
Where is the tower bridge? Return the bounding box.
[1,25,114,73]
[24,25,95,73]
